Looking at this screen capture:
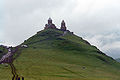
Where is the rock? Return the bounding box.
[21,45,28,48]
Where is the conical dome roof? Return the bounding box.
[48,17,52,21]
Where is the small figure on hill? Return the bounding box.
[82,66,86,69]
[22,77,24,80]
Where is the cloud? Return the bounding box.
[0,1,4,43]
[68,0,120,35]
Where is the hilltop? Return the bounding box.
[0,19,120,80]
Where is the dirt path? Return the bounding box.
[0,46,24,80]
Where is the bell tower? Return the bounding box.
[61,20,67,31]
[48,18,52,24]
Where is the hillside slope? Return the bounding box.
[0,29,120,80]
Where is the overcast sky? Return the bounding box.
[0,0,120,58]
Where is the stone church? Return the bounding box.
[44,18,67,31]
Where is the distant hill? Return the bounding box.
[116,58,120,62]
[0,29,120,80]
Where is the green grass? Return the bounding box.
[0,46,7,58]
[0,29,120,80]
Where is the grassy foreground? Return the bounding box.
[0,29,120,80]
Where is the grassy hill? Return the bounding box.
[0,29,120,80]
